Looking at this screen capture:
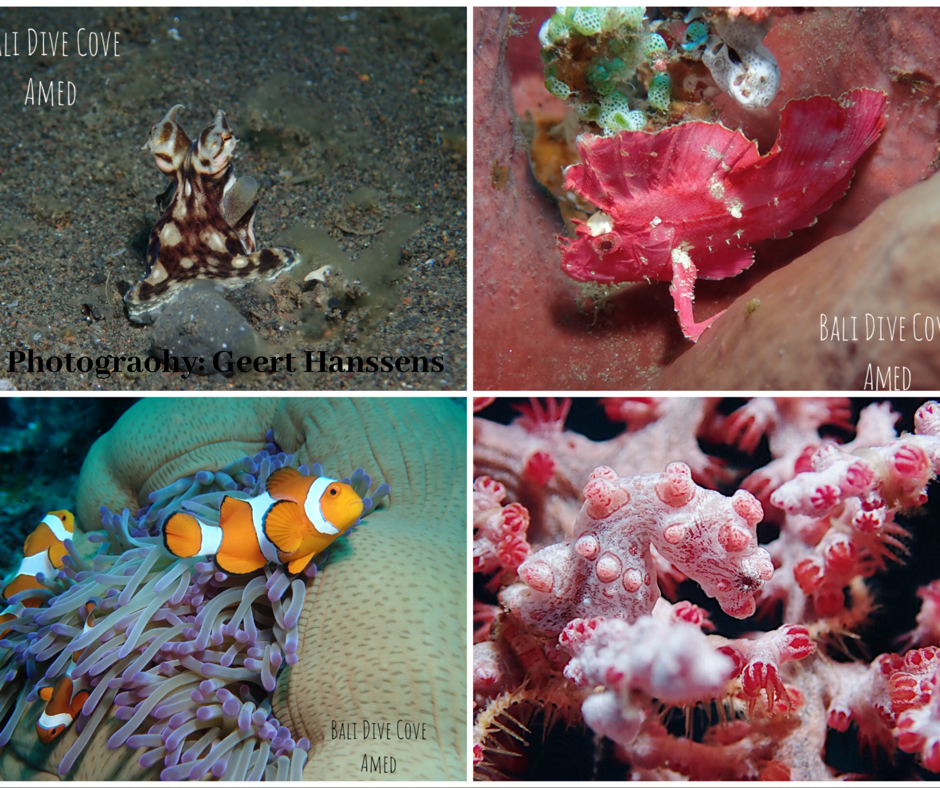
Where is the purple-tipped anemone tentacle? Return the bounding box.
[266,569,291,603]
[149,478,195,503]
[256,457,272,487]
[63,538,89,573]
[283,581,306,630]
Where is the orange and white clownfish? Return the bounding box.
[0,511,75,637]
[35,600,97,743]
[163,468,364,576]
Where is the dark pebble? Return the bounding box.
[150,284,260,375]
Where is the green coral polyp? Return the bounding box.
[623,109,647,131]
[641,33,667,58]
[545,76,572,100]
[575,102,601,122]
[615,7,645,28]
[684,20,708,47]
[604,111,647,134]
[648,73,671,112]
[538,7,663,132]
[539,13,572,48]
[586,59,628,96]
[561,6,646,37]
[598,91,633,133]
[571,7,605,36]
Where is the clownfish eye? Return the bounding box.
[328,485,339,496]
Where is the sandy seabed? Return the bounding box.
[0,7,467,391]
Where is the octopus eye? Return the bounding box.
[221,134,232,142]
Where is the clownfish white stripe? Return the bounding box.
[197,523,224,557]
[163,513,224,560]
[305,477,340,536]
[245,493,281,564]
[38,711,74,730]
[39,514,72,544]
[14,552,57,584]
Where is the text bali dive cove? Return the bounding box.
[820,313,940,391]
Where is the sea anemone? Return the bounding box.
[0,429,389,780]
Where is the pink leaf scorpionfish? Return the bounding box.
[558,89,887,341]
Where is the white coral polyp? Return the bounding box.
[581,690,645,747]
[563,616,732,746]
[702,16,780,109]
[565,617,733,702]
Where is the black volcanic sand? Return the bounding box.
[0,8,467,390]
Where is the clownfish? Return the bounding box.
[163,468,364,575]
[35,600,97,743]
[0,511,75,637]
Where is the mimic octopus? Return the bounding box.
[125,105,300,324]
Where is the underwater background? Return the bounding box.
[473,8,940,390]
[0,398,138,572]
[0,397,465,780]
[475,397,940,780]
[0,7,466,391]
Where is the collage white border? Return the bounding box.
[3,2,937,786]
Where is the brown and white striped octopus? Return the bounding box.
[125,105,300,324]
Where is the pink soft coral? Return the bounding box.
[716,624,815,716]
[500,463,772,638]
[473,475,532,579]
[762,402,940,619]
[474,399,940,780]
[894,650,940,771]
[474,397,727,544]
